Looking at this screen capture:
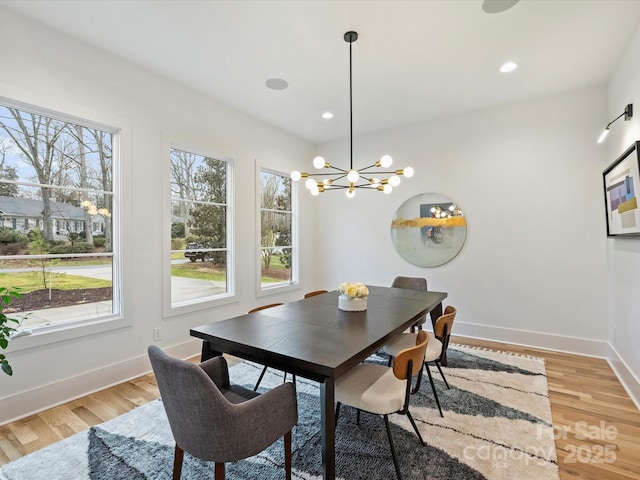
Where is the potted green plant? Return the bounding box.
[0,287,25,376]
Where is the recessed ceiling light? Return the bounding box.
[265,78,289,90]
[322,112,334,119]
[500,62,518,73]
[482,0,520,14]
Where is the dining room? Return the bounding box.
[1,1,640,479]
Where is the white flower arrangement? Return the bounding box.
[337,282,369,299]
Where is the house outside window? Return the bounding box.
[259,168,296,291]
[169,145,232,308]
[0,100,119,332]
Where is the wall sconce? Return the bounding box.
[597,103,633,143]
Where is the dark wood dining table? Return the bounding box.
[190,285,447,480]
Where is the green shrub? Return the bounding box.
[93,237,106,247]
[48,245,70,254]
[171,238,184,250]
[70,242,95,253]
[0,228,28,246]
[27,229,41,242]
[171,222,185,238]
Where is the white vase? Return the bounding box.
[338,294,367,312]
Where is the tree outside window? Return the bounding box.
[0,101,117,331]
[260,169,295,290]
[169,147,231,307]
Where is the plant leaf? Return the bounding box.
[2,361,13,376]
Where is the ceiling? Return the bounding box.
[2,0,640,144]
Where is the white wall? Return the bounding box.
[315,86,610,356]
[605,23,640,406]
[0,8,318,423]
[2,5,638,423]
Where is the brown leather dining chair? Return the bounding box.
[304,290,328,298]
[383,306,457,417]
[335,330,428,480]
[148,345,298,480]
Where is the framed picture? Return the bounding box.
[390,193,467,267]
[603,141,640,237]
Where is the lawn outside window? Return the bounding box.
[0,98,120,333]
[168,145,233,310]
[259,168,297,293]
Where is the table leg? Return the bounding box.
[429,302,443,328]
[200,341,220,361]
[320,377,336,480]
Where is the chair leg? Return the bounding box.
[405,410,425,446]
[435,362,450,389]
[173,445,184,480]
[441,348,448,366]
[284,430,292,480]
[214,462,225,480]
[411,363,424,394]
[383,415,403,480]
[425,363,444,417]
[254,365,268,391]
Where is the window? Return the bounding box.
[0,100,119,332]
[169,146,232,308]
[259,169,296,291]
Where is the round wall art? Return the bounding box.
[391,193,467,267]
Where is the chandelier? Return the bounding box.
[291,31,414,198]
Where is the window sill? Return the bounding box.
[5,314,129,354]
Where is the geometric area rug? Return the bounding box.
[0,345,559,480]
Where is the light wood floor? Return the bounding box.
[1,337,639,479]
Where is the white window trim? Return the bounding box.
[162,135,236,318]
[256,164,299,298]
[0,96,125,349]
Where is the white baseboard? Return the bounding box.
[607,344,640,412]
[453,321,609,357]
[454,321,640,410]
[0,340,201,426]
[3,326,637,426]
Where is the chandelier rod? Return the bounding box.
[346,31,357,172]
[289,30,414,197]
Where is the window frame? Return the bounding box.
[163,137,235,317]
[0,96,124,350]
[256,165,298,297]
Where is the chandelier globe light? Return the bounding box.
[291,31,414,198]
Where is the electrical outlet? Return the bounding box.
[153,327,162,342]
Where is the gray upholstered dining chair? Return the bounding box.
[383,305,457,417]
[335,330,428,480]
[148,345,298,480]
[391,276,428,332]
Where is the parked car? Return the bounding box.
[184,242,210,262]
